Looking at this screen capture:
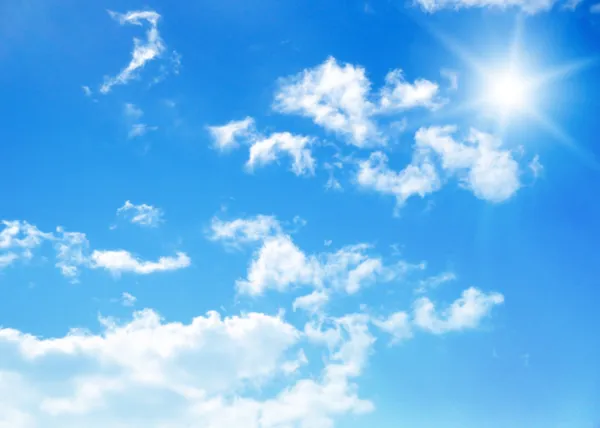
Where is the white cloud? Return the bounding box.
[0,220,51,250]
[415,126,521,203]
[415,271,456,294]
[116,201,163,227]
[234,220,423,296]
[128,124,157,139]
[0,252,18,268]
[237,235,318,295]
[372,311,413,343]
[247,132,316,176]
[274,57,380,147]
[81,86,93,96]
[415,0,559,13]
[91,250,190,275]
[379,69,445,112]
[592,2,600,12]
[54,228,90,280]
[121,292,137,307]
[207,117,255,151]
[0,308,379,427]
[529,154,543,178]
[209,215,282,245]
[413,287,504,334]
[293,290,330,314]
[101,10,166,94]
[124,103,143,119]
[356,151,441,206]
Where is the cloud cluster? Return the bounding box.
[374,287,504,343]
[0,309,375,428]
[0,219,189,281]
[208,119,317,176]
[357,126,522,208]
[273,57,444,147]
[210,215,425,300]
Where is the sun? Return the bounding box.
[486,70,529,112]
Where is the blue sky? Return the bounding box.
[1,0,599,426]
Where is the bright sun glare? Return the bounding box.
[486,70,529,112]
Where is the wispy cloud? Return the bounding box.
[100,10,166,94]
[116,201,163,227]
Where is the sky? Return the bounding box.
[0,0,599,427]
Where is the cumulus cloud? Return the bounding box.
[379,69,445,112]
[413,287,504,333]
[273,57,447,147]
[356,151,441,206]
[116,201,164,227]
[226,216,424,296]
[0,220,52,269]
[274,57,380,147]
[415,126,521,202]
[91,250,190,275]
[0,308,378,427]
[207,117,255,151]
[101,10,166,94]
[247,132,316,176]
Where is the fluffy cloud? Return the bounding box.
[274,57,380,147]
[273,57,447,147]
[208,117,255,151]
[379,69,445,112]
[415,126,521,203]
[0,220,52,269]
[357,126,522,210]
[222,216,424,296]
[90,250,190,275]
[372,311,413,343]
[101,11,166,94]
[293,290,330,314]
[247,132,316,176]
[209,215,282,245]
[207,119,317,176]
[357,151,441,206]
[415,0,561,13]
[0,308,379,427]
[116,201,164,228]
[413,287,504,334]
[0,219,188,280]
[121,292,137,307]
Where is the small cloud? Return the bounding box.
[124,103,143,120]
[128,124,157,139]
[592,2,600,12]
[207,117,255,151]
[415,271,456,294]
[82,86,93,96]
[91,250,190,275]
[529,155,543,178]
[121,292,137,307]
[116,201,164,228]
